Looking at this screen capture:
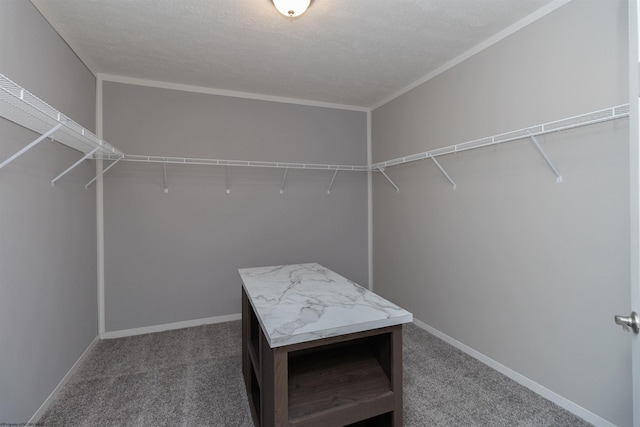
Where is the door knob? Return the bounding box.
[614,311,639,334]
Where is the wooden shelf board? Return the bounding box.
[288,343,393,423]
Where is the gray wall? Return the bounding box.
[0,1,97,423]
[102,82,368,331]
[372,1,631,426]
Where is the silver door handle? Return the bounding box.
[614,312,639,334]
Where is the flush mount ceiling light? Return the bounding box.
[271,0,311,18]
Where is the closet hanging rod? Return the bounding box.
[0,74,124,158]
[95,154,370,172]
[371,104,629,170]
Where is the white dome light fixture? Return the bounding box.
[271,0,311,18]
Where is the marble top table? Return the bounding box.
[238,263,413,348]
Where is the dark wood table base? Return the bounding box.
[242,288,404,427]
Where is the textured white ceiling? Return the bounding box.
[31,0,558,108]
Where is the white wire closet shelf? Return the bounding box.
[0,74,123,159]
[97,154,370,172]
[371,104,630,190]
[94,155,369,194]
[372,104,629,170]
[0,73,630,191]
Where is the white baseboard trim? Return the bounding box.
[28,335,100,425]
[100,313,242,339]
[411,318,617,427]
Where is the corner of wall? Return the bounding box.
[96,76,105,336]
[367,110,373,291]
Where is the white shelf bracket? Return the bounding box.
[85,157,122,189]
[163,162,169,193]
[51,147,99,187]
[527,132,563,183]
[327,170,339,194]
[0,123,63,170]
[429,155,457,189]
[280,168,289,194]
[376,166,400,192]
[226,165,231,194]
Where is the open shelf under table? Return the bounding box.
[242,287,404,427]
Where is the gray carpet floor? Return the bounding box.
[39,321,592,426]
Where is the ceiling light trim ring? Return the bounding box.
[271,0,311,18]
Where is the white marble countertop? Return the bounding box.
[238,263,413,347]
